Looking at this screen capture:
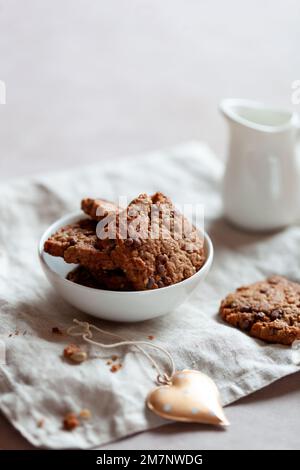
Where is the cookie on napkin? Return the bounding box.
[219,275,300,345]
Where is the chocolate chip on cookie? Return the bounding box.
[146,277,155,289]
[124,238,134,247]
[270,309,282,320]
[239,318,252,331]
[157,264,165,274]
[157,254,168,264]
[132,238,142,248]
[255,312,265,321]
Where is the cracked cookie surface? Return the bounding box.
[219,275,300,345]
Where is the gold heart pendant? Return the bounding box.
[147,370,229,426]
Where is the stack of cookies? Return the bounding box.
[44,192,206,291]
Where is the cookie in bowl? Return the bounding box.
[39,193,213,321]
[44,192,206,292]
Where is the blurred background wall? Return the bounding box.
[0,0,299,179]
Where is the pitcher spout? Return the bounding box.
[219,98,295,133]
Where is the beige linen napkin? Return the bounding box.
[0,142,299,448]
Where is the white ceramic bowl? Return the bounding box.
[38,212,214,322]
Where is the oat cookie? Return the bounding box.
[109,192,205,290]
[44,219,116,270]
[219,276,300,345]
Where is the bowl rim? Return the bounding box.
[38,211,214,296]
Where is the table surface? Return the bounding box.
[0,0,299,450]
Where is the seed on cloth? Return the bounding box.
[69,351,87,363]
[37,418,45,428]
[63,344,87,363]
[79,409,91,420]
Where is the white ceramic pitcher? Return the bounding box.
[220,99,300,231]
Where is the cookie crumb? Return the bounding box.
[64,343,81,359]
[70,351,87,363]
[110,364,122,373]
[63,344,87,363]
[79,409,91,420]
[147,335,155,340]
[63,413,79,431]
[15,330,19,336]
[37,418,45,428]
[111,355,118,361]
[106,360,112,366]
[52,327,63,335]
